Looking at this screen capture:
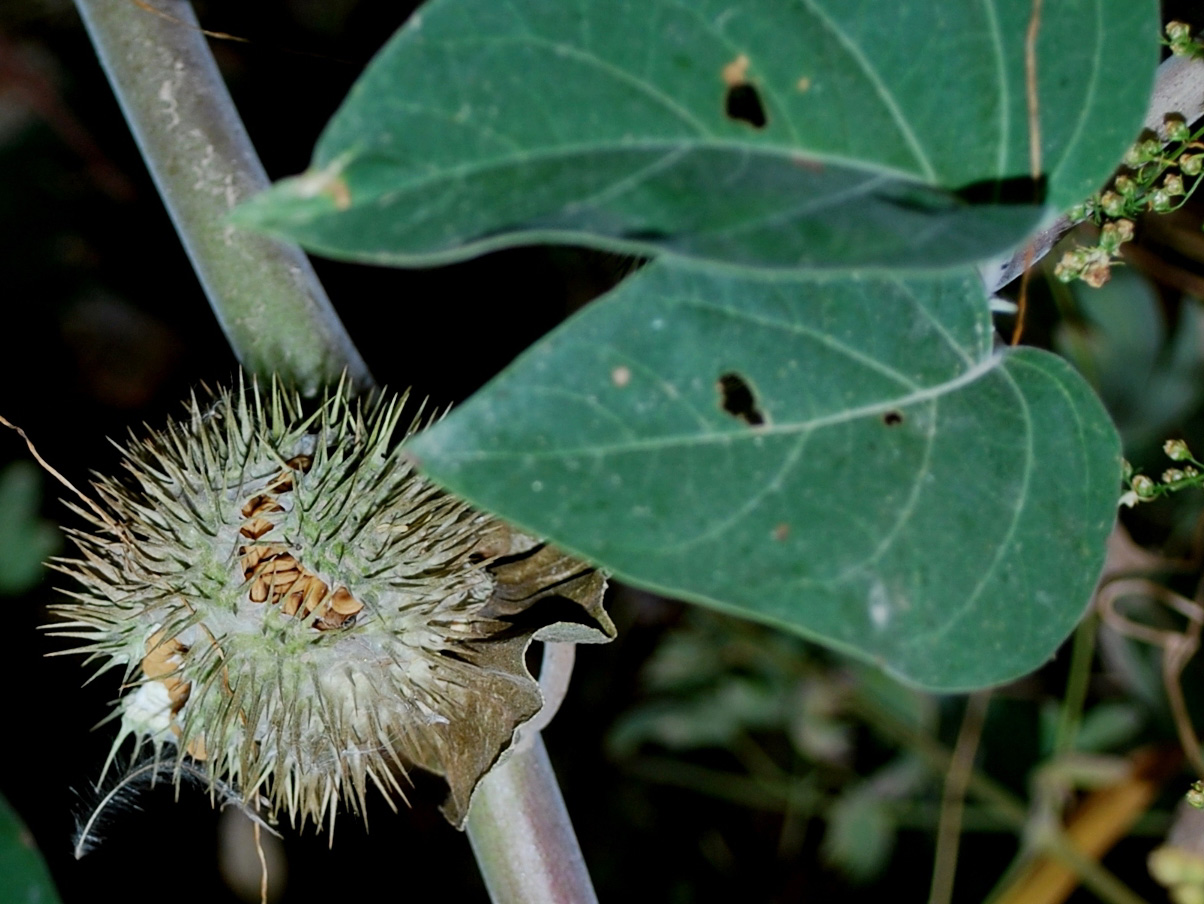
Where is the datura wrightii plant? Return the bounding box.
[51,379,613,831]
[47,0,1167,857]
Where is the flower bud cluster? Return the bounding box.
[1054,220,1133,288]
[1119,440,1204,507]
[1058,97,1204,289]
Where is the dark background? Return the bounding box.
[0,2,1200,903]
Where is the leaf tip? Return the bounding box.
[229,160,354,233]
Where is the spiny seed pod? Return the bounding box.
[51,379,612,832]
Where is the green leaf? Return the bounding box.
[407,263,1121,690]
[0,793,62,904]
[0,462,59,595]
[233,0,1157,272]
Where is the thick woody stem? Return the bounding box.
[75,3,596,901]
[73,0,371,395]
[466,736,599,904]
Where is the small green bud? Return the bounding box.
[1163,468,1186,484]
[1081,255,1113,288]
[1166,116,1192,143]
[1188,780,1204,809]
[1185,466,1200,479]
[1182,154,1203,177]
[1053,249,1084,282]
[1166,21,1193,44]
[1099,191,1126,217]
[1165,172,1186,196]
[1132,474,1157,498]
[1099,220,1134,254]
[1054,245,1112,288]
[1151,188,1174,212]
[1165,438,1192,461]
[1114,174,1137,197]
[1124,140,1162,167]
[1166,21,1198,56]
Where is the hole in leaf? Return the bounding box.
[883,410,904,426]
[718,372,765,426]
[725,83,767,129]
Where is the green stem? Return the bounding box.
[76,3,596,901]
[927,691,991,904]
[73,0,371,395]
[1053,613,1098,756]
[466,736,599,904]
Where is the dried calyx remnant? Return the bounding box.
[51,379,612,833]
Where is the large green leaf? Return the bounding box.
[0,793,61,904]
[233,0,1157,272]
[407,263,1120,690]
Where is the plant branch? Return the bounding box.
[466,736,599,904]
[73,0,371,395]
[75,4,596,901]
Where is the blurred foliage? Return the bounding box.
[607,601,1188,899]
[1056,267,1204,457]
[0,792,61,904]
[0,461,58,595]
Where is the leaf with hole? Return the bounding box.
[407,263,1120,690]
[233,0,1157,273]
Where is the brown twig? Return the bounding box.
[1010,243,1036,344]
[0,413,122,536]
[1024,0,1044,180]
[253,820,268,904]
[1006,0,1040,348]
[1097,576,1204,776]
[128,0,249,43]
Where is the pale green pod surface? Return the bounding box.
[51,381,612,831]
